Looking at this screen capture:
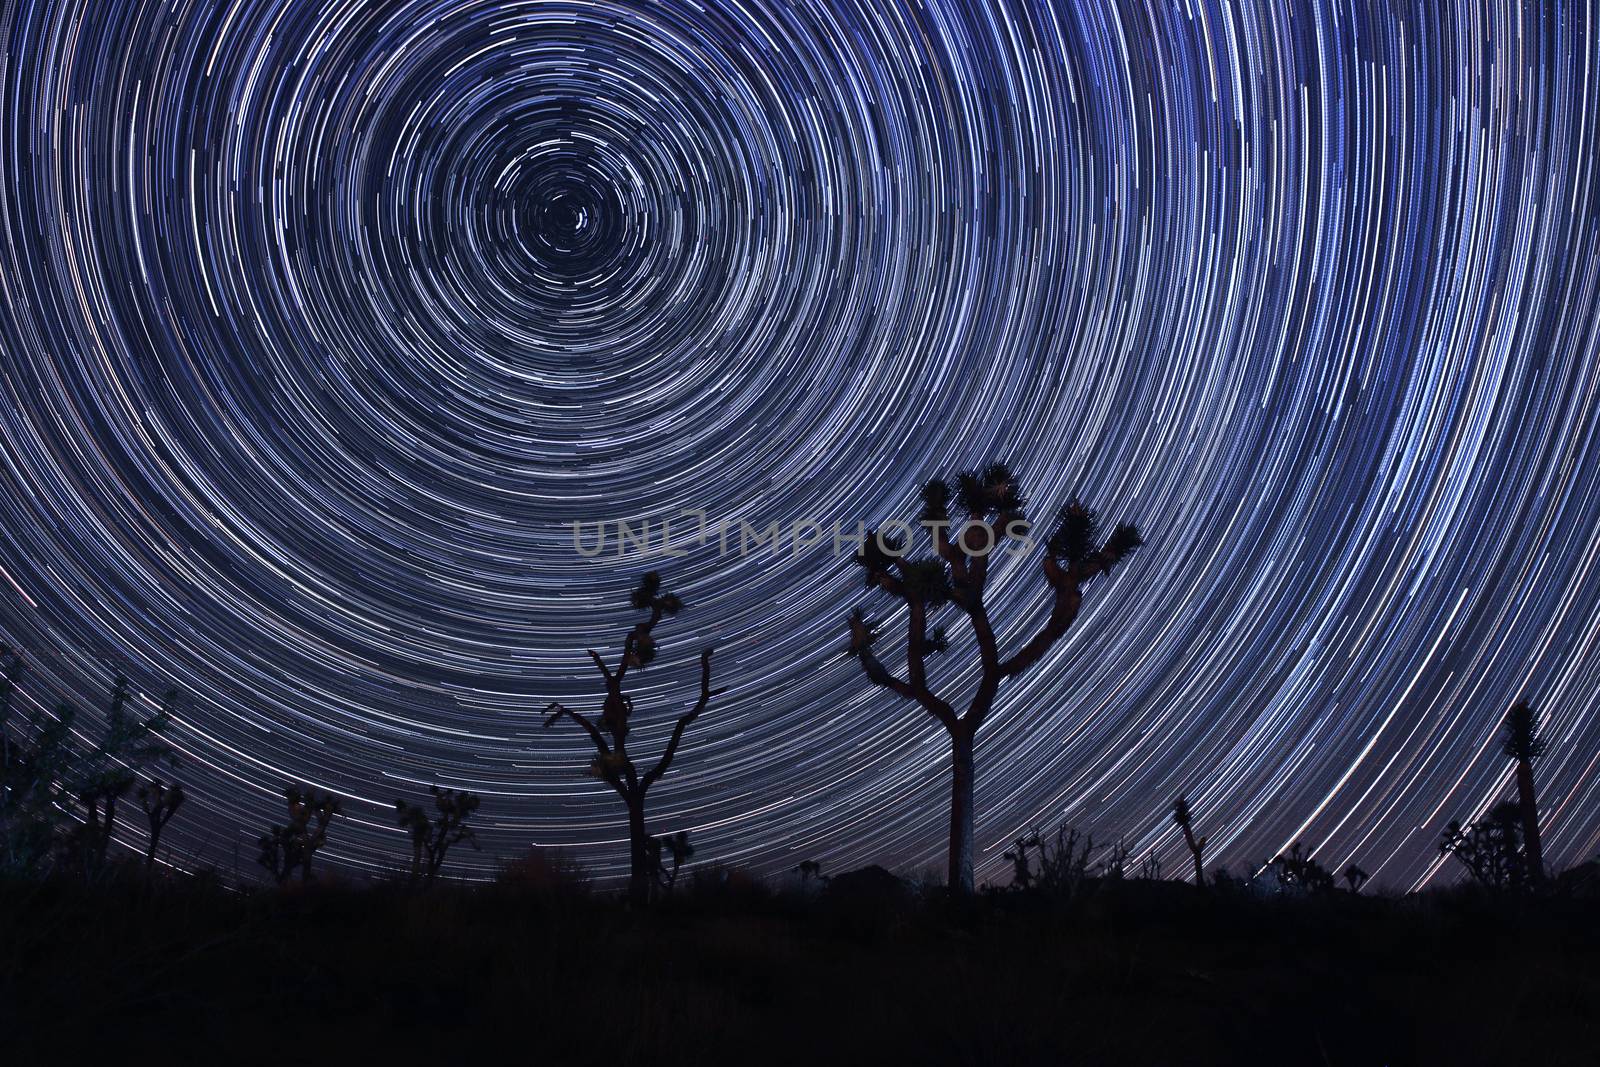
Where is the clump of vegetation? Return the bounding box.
[1265,842,1336,894]
[795,859,827,888]
[1343,864,1369,893]
[1003,826,1098,897]
[493,847,592,896]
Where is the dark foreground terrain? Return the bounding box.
[3,868,1597,1066]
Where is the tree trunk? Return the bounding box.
[948,727,975,895]
[627,797,652,906]
[1516,758,1543,880]
[1181,826,1205,886]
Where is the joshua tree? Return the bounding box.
[1343,864,1369,893]
[1440,801,1531,891]
[0,645,66,874]
[1172,795,1206,887]
[543,572,724,906]
[63,676,175,881]
[1263,843,1334,893]
[1501,701,1546,881]
[846,465,1141,893]
[137,779,185,870]
[1004,831,1041,889]
[394,786,480,887]
[1,655,177,878]
[258,785,340,885]
[795,859,826,887]
[648,830,694,892]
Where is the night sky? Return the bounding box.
[2,0,1598,891]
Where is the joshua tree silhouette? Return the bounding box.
[1172,795,1206,887]
[1440,801,1532,891]
[395,786,481,888]
[795,859,826,887]
[846,464,1141,893]
[138,779,185,870]
[543,572,724,906]
[68,676,175,881]
[1267,842,1336,894]
[1501,700,1546,881]
[648,830,694,892]
[1344,864,1369,893]
[1,647,83,875]
[258,785,340,885]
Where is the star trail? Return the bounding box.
[1,0,1599,891]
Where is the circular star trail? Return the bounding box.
[2,0,1598,889]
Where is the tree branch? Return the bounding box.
[586,650,614,684]
[642,648,723,790]
[543,701,612,757]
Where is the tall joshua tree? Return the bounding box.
[1172,795,1206,887]
[544,572,723,906]
[395,786,480,887]
[846,464,1142,894]
[1501,700,1546,881]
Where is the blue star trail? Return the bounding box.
[1,0,1598,890]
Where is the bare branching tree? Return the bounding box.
[543,572,724,905]
[846,465,1141,893]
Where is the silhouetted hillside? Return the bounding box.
[3,869,1597,1065]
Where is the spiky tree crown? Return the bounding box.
[630,571,684,615]
[1501,701,1546,763]
[1047,498,1143,570]
[845,607,879,656]
[1048,500,1098,564]
[952,463,1025,517]
[1172,796,1192,828]
[854,529,905,580]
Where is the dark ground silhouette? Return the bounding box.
[3,864,1599,1065]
